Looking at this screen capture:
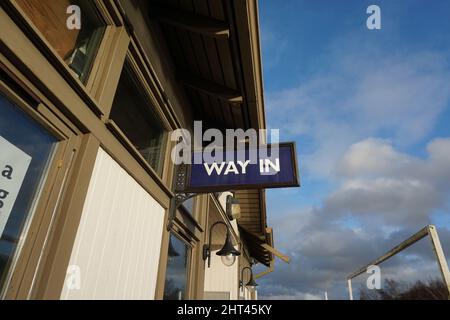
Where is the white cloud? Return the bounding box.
[260,138,450,299]
[324,138,450,226]
[325,177,439,226]
[267,49,450,179]
[337,138,418,178]
[261,17,450,300]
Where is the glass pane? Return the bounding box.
[182,197,195,215]
[0,94,57,292]
[164,234,190,300]
[110,61,166,175]
[16,0,106,83]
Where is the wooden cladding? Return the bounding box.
[153,0,249,130]
[150,2,230,38]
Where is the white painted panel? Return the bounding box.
[203,251,239,300]
[204,291,231,300]
[61,148,165,300]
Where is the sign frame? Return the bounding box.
[175,142,300,193]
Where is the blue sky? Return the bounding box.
[258,0,450,299]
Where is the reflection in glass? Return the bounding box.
[182,197,195,214]
[168,238,180,261]
[164,234,189,300]
[16,0,105,83]
[0,94,56,293]
[110,60,166,175]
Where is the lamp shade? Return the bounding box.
[216,231,241,257]
[245,274,258,291]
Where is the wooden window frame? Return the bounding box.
[1,4,173,207]
[0,1,209,299]
[162,232,194,300]
[0,59,85,299]
[106,40,173,180]
[155,194,210,300]
[1,0,128,117]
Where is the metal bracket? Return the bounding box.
[174,163,189,192]
[167,164,201,231]
[167,192,197,231]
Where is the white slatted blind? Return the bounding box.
[61,148,165,300]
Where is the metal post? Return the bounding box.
[347,225,450,301]
[427,225,450,299]
[347,278,353,300]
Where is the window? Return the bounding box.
[110,60,166,175]
[180,196,201,223]
[16,0,105,83]
[182,197,195,214]
[164,234,190,300]
[0,94,57,292]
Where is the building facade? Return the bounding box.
[0,0,286,300]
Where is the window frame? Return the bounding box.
[2,0,127,116]
[162,232,193,300]
[1,3,182,300]
[106,40,173,179]
[0,59,83,299]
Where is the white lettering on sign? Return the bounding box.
[238,160,251,174]
[260,158,280,174]
[0,136,32,236]
[204,159,280,176]
[204,162,226,176]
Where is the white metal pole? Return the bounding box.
[347,279,353,300]
[427,225,450,299]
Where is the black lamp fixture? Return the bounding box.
[240,266,258,292]
[203,221,241,268]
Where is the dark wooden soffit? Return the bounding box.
[179,72,243,104]
[150,3,230,38]
[150,0,265,131]
[239,226,274,267]
[235,189,266,236]
[149,0,273,262]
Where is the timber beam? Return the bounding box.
[180,73,243,104]
[150,4,230,38]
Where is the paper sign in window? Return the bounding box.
[0,135,32,237]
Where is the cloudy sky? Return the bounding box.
[257,0,450,299]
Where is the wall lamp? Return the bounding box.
[226,195,241,221]
[240,266,258,292]
[203,221,241,268]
